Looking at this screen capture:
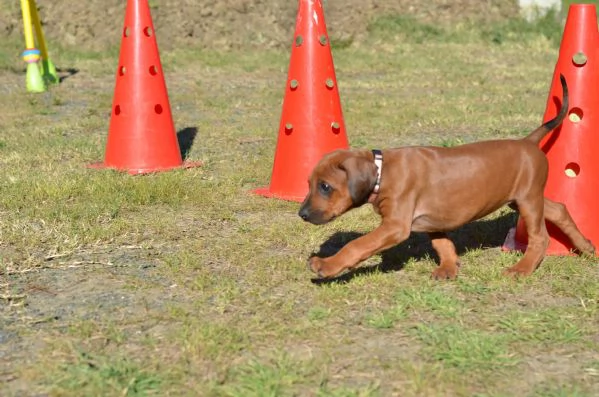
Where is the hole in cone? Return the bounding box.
[319,35,328,46]
[149,65,158,76]
[114,105,121,115]
[144,27,153,37]
[284,123,293,135]
[295,36,303,46]
[572,52,587,66]
[565,162,580,178]
[289,79,299,90]
[123,27,130,37]
[154,104,163,114]
[568,107,583,123]
[325,78,334,89]
[119,66,126,76]
[331,122,340,134]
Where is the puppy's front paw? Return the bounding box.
[308,257,343,279]
[431,265,458,280]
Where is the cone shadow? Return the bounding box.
[177,127,198,160]
[56,67,79,83]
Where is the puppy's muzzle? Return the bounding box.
[298,202,329,225]
[298,206,310,221]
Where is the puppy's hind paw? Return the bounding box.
[503,266,533,278]
[579,239,596,257]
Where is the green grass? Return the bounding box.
[2,9,599,397]
[366,10,564,46]
[51,351,164,396]
[413,323,518,371]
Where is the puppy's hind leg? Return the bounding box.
[505,194,549,276]
[429,232,460,280]
[543,198,595,255]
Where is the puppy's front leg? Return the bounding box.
[310,220,410,278]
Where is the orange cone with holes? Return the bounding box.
[90,0,201,174]
[503,3,599,254]
[253,0,349,202]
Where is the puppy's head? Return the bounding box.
[298,149,378,225]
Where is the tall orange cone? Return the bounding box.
[504,4,599,254]
[253,0,349,202]
[90,0,201,174]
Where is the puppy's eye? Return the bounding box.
[319,182,332,195]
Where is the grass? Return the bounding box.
[51,351,164,396]
[1,8,599,397]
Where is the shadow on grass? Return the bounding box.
[57,67,79,83]
[311,211,518,285]
[177,127,198,160]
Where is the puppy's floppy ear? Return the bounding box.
[339,155,377,206]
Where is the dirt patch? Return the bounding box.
[0,246,185,396]
[0,0,518,51]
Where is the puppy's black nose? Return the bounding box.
[298,207,309,221]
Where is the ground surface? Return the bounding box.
[1,1,599,396]
[1,0,518,51]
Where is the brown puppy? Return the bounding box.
[299,74,595,279]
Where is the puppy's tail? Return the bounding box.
[524,73,569,145]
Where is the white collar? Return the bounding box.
[372,149,383,194]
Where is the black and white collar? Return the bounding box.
[372,149,383,194]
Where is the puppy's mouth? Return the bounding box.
[308,214,336,225]
[298,207,335,225]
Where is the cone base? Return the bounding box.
[502,227,576,256]
[26,63,46,93]
[252,187,305,203]
[88,161,202,175]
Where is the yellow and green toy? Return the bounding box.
[20,0,58,92]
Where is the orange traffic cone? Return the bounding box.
[253,0,349,202]
[504,4,599,254]
[90,0,201,174]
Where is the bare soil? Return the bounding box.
[0,0,518,51]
